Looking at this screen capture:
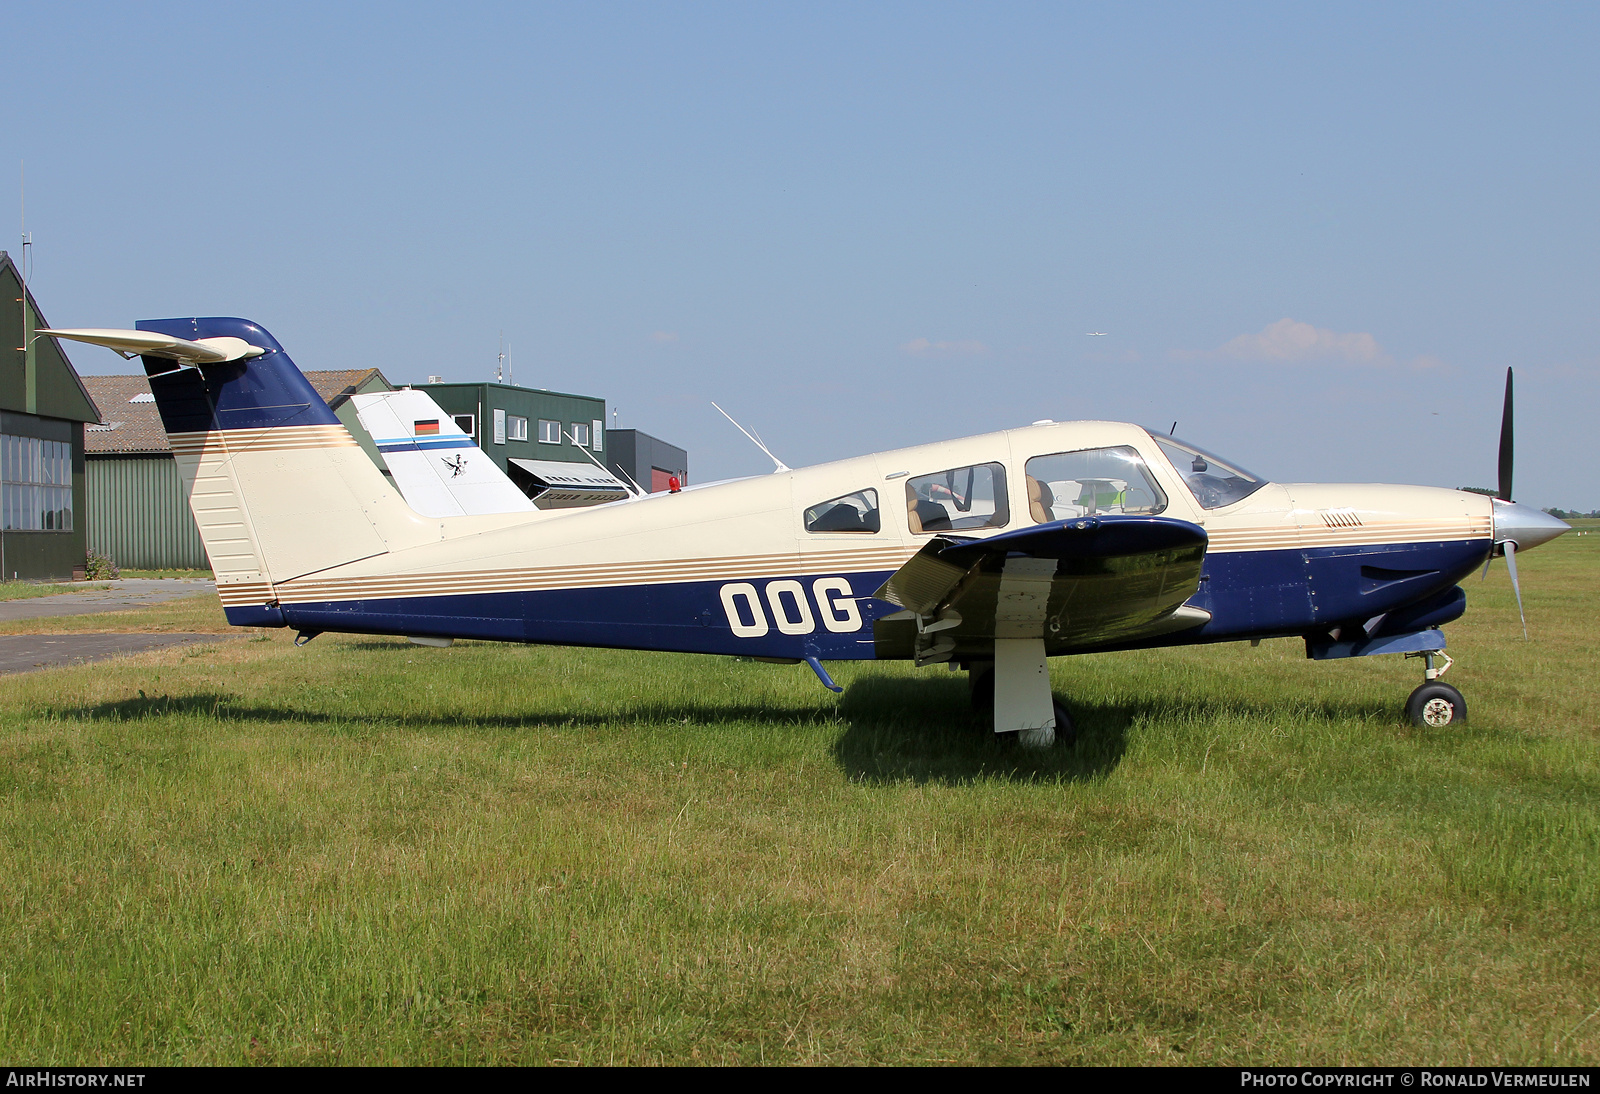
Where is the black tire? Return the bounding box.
[1052,699,1078,748]
[1406,682,1467,728]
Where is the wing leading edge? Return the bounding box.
[873,515,1211,664]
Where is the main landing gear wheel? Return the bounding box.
[968,667,1077,748]
[1008,702,1077,749]
[1406,682,1467,728]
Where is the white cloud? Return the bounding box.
[1214,318,1384,364]
[901,337,989,358]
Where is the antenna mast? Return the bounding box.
[496,331,504,384]
[711,402,790,473]
[18,161,35,416]
[19,160,30,290]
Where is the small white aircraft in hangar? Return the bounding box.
[46,320,1568,748]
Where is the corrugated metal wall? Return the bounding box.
[86,456,208,570]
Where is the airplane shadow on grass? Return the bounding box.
[68,691,837,734]
[74,677,1395,789]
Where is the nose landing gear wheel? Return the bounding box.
[1406,682,1467,728]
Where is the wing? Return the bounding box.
[872,515,1210,664]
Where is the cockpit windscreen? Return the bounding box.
[1153,436,1269,510]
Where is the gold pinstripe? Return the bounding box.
[1209,517,1491,553]
[169,425,358,457]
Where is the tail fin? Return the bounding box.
[129,318,434,617]
[349,387,536,517]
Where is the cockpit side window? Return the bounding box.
[1154,436,1268,510]
[1024,446,1167,522]
[804,489,881,533]
[905,463,1008,534]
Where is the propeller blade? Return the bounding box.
[1497,367,1514,502]
[1479,553,1493,582]
[1503,540,1528,640]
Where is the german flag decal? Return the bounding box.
[414,420,440,435]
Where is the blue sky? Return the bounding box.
[3,2,1595,506]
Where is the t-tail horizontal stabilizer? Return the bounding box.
[39,328,268,364]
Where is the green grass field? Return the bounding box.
[0,527,1595,1065]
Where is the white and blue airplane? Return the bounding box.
[46,319,1569,748]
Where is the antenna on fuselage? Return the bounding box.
[711,402,790,473]
[611,462,646,497]
[1170,421,1178,436]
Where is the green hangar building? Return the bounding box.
[419,380,613,496]
[419,381,690,499]
[0,251,99,580]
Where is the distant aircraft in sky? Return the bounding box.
[1086,332,1108,336]
[44,322,1568,749]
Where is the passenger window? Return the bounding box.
[804,489,881,534]
[905,463,1008,534]
[1024,446,1167,522]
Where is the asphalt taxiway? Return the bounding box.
[0,579,236,675]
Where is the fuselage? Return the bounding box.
[212,419,1500,660]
